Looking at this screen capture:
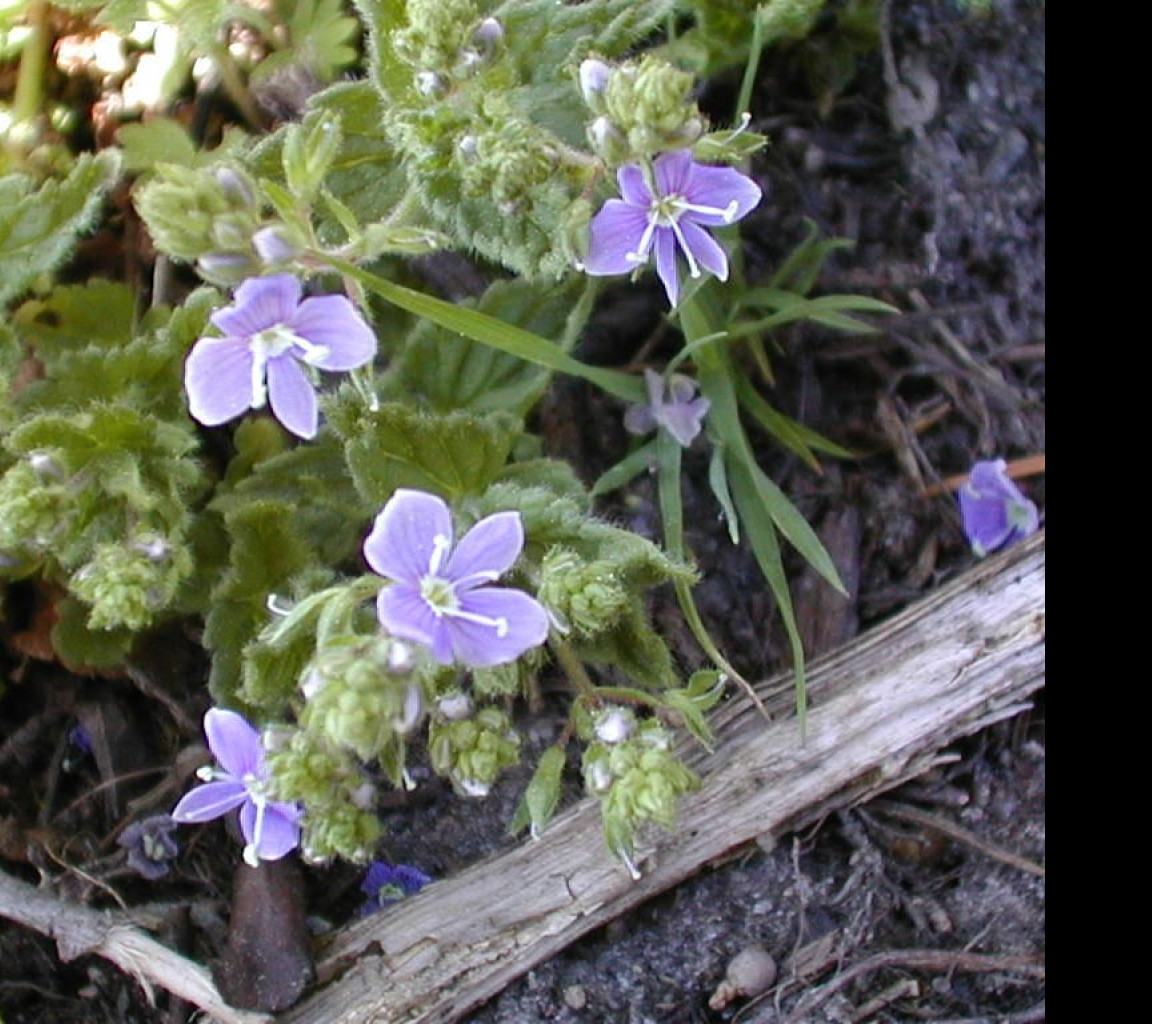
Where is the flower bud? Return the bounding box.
[415,70,446,96]
[594,706,636,744]
[471,17,504,57]
[252,224,301,265]
[579,58,611,109]
[214,166,256,208]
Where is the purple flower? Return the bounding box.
[583,149,762,307]
[359,861,433,916]
[364,489,550,668]
[171,708,302,867]
[117,814,180,880]
[624,368,711,447]
[958,459,1039,557]
[184,275,376,440]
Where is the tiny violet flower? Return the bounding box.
[364,489,550,668]
[624,368,711,447]
[957,458,1039,557]
[583,149,762,307]
[171,708,302,867]
[359,861,433,916]
[117,814,180,880]
[184,274,376,440]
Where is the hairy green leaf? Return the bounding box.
[0,151,121,309]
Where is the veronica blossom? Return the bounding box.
[624,368,711,447]
[185,275,376,439]
[584,149,762,307]
[364,489,549,668]
[171,708,301,866]
[957,459,1039,557]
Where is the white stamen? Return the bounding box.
[667,216,702,279]
[626,214,659,265]
[446,606,509,636]
[674,197,741,223]
[428,534,451,576]
[243,796,267,867]
[291,335,331,366]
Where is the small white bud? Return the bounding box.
[437,691,473,721]
[594,706,635,744]
[415,70,445,96]
[579,58,611,104]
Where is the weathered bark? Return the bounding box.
[284,530,1045,1024]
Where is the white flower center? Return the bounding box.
[625,192,740,280]
[249,324,331,407]
[418,533,508,637]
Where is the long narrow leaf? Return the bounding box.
[325,256,645,404]
[591,440,657,497]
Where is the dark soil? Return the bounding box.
[0,1,1044,1022]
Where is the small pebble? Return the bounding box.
[563,984,587,1010]
[708,945,778,1010]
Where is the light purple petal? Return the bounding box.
[958,487,1013,556]
[677,220,729,281]
[287,295,377,371]
[967,460,1021,502]
[239,800,302,861]
[185,337,255,427]
[210,275,301,337]
[266,355,318,439]
[643,367,664,406]
[450,588,549,667]
[623,404,658,436]
[617,164,652,208]
[653,228,681,307]
[171,780,249,823]
[681,163,763,225]
[653,150,696,197]
[364,489,453,584]
[446,511,524,587]
[204,708,262,779]
[585,200,651,275]
[376,583,439,647]
[655,396,710,447]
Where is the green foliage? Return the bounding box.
[0,151,121,309]
[509,743,566,839]
[328,399,523,505]
[383,276,587,416]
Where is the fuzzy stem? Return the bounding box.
[9,0,51,148]
[548,636,598,702]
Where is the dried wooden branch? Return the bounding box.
[285,531,1045,1024]
[0,868,272,1024]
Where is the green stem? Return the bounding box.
[549,636,599,702]
[209,43,265,132]
[10,0,50,144]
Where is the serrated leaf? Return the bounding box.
[118,119,199,172]
[510,745,566,838]
[0,151,121,309]
[328,400,521,505]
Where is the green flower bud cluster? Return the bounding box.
[0,458,68,558]
[456,100,564,212]
[299,636,426,762]
[537,547,629,637]
[133,164,263,285]
[69,536,192,632]
[594,55,705,162]
[391,0,496,83]
[428,705,520,798]
[267,731,382,863]
[582,720,699,852]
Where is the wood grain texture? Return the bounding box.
[284,530,1045,1024]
